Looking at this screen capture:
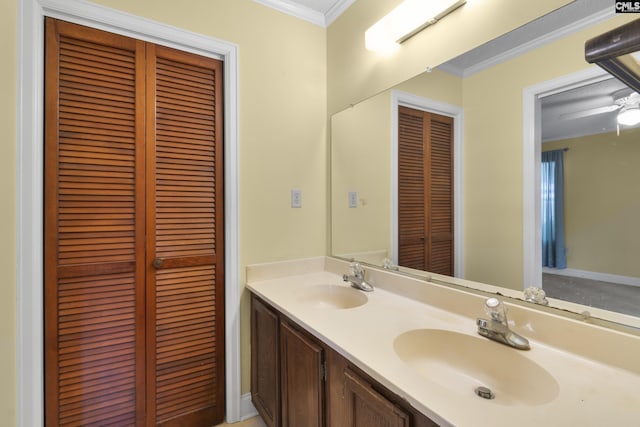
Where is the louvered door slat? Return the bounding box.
[45,19,145,426]
[147,45,224,426]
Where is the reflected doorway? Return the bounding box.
[535,75,640,316]
[390,90,464,278]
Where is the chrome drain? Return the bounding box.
[474,386,495,400]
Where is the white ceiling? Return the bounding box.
[260,0,637,141]
[541,77,637,142]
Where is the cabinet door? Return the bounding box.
[251,296,280,427]
[344,368,409,427]
[280,321,325,427]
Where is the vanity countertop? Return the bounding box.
[246,257,640,427]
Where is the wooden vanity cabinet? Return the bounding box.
[343,367,409,427]
[326,345,438,427]
[280,320,325,427]
[251,295,325,427]
[251,293,439,427]
[251,295,281,427]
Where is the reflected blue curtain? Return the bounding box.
[541,149,566,269]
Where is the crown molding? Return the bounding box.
[325,0,357,26]
[253,0,355,27]
[253,0,326,27]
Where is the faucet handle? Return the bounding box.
[486,297,501,307]
[484,297,507,322]
[524,286,549,305]
[350,262,364,277]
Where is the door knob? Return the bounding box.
[152,258,164,269]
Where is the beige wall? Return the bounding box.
[1,0,17,423]
[544,130,640,277]
[463,14,637,290]
[327,0,572,115]
[332,91,392,259]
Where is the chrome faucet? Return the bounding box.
[476,297,530,350]
[343,262,374,292]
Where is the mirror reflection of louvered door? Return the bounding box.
[44,18,224,426]
[398,106,454,275]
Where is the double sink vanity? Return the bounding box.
[247,256,640,426]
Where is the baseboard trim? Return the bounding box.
[240,393,259,421]
[543,267,640,288]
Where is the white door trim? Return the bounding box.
[17,0,241,424]
[390,90,464,278]
[522,66,610,290]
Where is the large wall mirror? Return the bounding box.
[331,1,640,330]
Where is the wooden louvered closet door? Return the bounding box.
[44,18,224,427]
[398,106,453,275]
[146,44,225,426]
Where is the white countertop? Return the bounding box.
[246,257,640,427]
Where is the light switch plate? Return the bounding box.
[348,191,358,208]
[291,189,302,208]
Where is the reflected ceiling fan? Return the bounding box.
[560,91,640,126]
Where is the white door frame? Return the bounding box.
[17,0,241,424]
[390,90,464,278]
[522,66,610,289]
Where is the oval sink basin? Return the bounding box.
[295,284,368,309]
[394,329,559,406]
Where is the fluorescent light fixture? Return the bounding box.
[617,104,640,126]
[365,0,467,53]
